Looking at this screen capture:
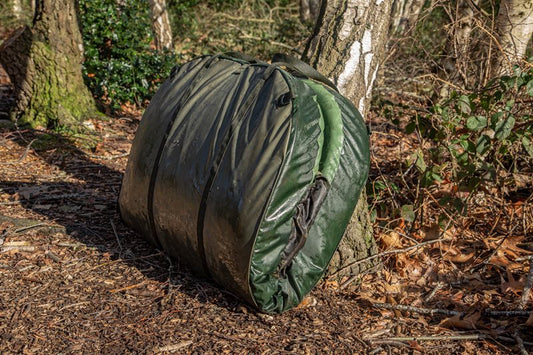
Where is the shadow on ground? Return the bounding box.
[0,126,244,312]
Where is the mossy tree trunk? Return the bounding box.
[303,0,393,280]
[0,0,95,129]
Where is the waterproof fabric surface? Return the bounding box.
[119,54,370,313]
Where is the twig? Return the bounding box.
[373,303,463,317]
[153,341,193,353]
[110,282,145,293]
[331,238,446,276]
[425,282,444,302]
[110,219,122,254]
[513,330,528,355]
[367,334,487,342]
[0,138,37,165]
[485,310,532,317]
[520,259,533,309]
[14,223,47,234]
[45,250,61,263]
[86,152,129,160]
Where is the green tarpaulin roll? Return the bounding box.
[119,54,370,313]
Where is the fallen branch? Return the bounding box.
[373,303,463,317]
[86,152,129,160]
[366,334,486,342]
[484,310,532,317]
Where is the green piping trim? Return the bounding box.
[304,80,344,183]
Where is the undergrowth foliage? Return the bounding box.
[381,65,533,219]
[79,0,176,111]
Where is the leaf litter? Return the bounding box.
[0,111,531,353]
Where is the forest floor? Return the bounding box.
[0,98,532,353]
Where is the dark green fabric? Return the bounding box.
[119,54,370,313]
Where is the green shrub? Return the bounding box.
[79,0,176,111]
[406,65,533,213]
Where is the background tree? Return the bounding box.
[303,0,394,278]
[148,0,173,51]
[492,0,533,76]
[0,0,95,128]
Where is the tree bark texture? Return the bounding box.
[389,0,426,35]
[148,0,173,51]
[492,0,533,76]
[303,0,393,280]
[441,0,479,88]
[300,0,322,24]
[0,0,95,128]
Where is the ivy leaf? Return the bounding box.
[466,116,487,131]
[458,95,471,115]
[527,79,533,96]
[494,115,516,140]
[400,204,415,223]
[523,136,533,157]
[476,135,491,154]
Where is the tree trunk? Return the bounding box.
[148,0,173,51]
[389,0,426,35]
[440,0,479,90]
[0,0,95,129]
[492,0,533,76]
[303,0,393,280]
[12,0,23,20]
[300,0,322,24]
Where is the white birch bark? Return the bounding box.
[492,0,533,75]
[390,0,426,34]
[304,0,394,279]
[148,0,173,51]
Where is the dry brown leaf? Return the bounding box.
[440,312,480,330]
[381,231,402,249]
[500,268,523,295]
[419,223,440,241]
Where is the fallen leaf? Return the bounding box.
[381,231,402,249]
[500,268,523,295]
[525,313,533,327]
[440,312,480,330]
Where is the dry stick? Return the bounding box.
[513,330,528,355]
[373,303,463,317]
[0,138,37,165]
[367,334,487,343]
[14,222,47,234]
[110,219,122,254]
[425,282,444,302]
[86,152,129,160]
[330,238,447,277]
[520,259,533,309]
[485,310,532,317]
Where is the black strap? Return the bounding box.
[271,53,338,92]
[147,55,221,250]
[196,64,277,277]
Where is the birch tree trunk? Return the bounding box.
[303,0,393,280]
[148,0,173,51]
[492,0,533,76]
[441,0,479,88]
[12,0,23,20]
[389,0,426,35]
[0,0,95,128]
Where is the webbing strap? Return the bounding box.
[147,55,220,250]
[196,64,277,277]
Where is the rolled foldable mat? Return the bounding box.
[119,53,370,313]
